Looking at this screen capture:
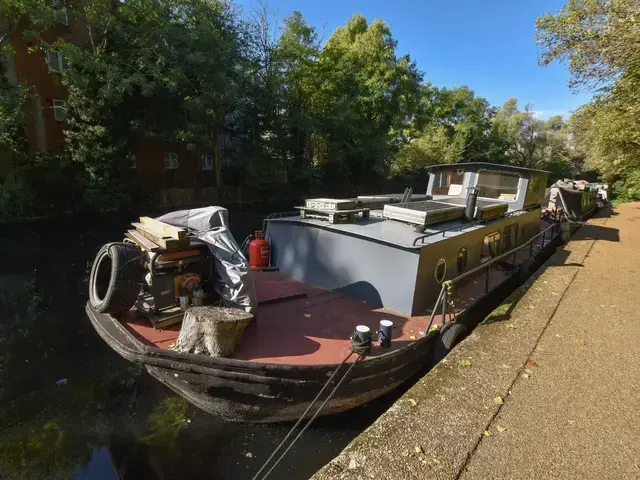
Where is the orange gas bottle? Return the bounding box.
[248,230,270,270]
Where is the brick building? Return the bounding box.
[1,10,225,206]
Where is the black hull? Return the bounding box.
[86,303,438,423]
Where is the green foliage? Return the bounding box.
[309,14,422,186]
[56,0,242,179]
[4,2,615,220]
[391,85,497,175]
[139,396,188,455]
[0,76,28,152]
[536,0,640,199]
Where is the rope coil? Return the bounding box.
[350,331,372,355]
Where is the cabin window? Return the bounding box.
[432,169,465,195]
[481,231,501,263]
[434,258,447,283]
[524,172,547,207]
[476,171,520,200]
[457,247,468,273]
[503,224,517,252]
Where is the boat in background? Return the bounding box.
[86,163,562,423]
[544,179,607,221]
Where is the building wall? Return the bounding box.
[133,139,218,190]
[7,14,224,196]
[10,16,90,152]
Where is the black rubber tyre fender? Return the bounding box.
[432,323,468,365]
[89,242,142,314]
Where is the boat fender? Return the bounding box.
[518,257,535,282]
[89,242,142,314]
[560,219,571,243]
[432,323,467,365]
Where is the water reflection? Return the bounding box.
[0,207,393,480]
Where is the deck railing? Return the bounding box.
[424,221,560,334]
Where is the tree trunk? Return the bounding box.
[174,306,253,357]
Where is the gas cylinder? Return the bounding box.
[248,230,270,270]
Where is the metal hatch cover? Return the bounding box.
[383,200,465,227]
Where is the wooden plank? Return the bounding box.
[126,230,162,252]
[139,216,187,241]
[131,223,187,250]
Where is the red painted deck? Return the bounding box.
[120,268,511,365]
[121,271,443,365]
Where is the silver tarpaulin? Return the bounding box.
[156,207,257,315]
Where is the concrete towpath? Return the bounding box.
[312,202,640,480]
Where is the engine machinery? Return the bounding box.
[143,240,215,311]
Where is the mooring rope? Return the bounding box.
[252,336,370,480]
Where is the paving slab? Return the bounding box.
[460,203,640,480]
[312,204,634,480]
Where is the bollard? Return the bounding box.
[378,319,393,348]
[353,325,372,354]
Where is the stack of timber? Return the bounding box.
[125,217,189,251]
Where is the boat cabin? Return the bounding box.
[266,163,549,316]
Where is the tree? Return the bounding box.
[236,8,322,189]
[55,0,243,194]
[390,85,496,174]
[311,14,422,190]
[536,0,640,199]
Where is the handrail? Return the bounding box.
[411,204,541,246]
[423,220,559,334]
[451,222,557,285]
[262,211,299,231]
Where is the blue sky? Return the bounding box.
[236,0,591,119]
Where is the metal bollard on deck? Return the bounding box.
[378,320,393,348]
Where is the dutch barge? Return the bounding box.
[86,163,562,423]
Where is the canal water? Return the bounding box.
[0,206,402,480]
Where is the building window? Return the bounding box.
[457,247,468,274]
[53,7,69,25]
[201,153,213,170]
[434,258,447,283]
[164,152,179,170]
[47,51,65,73]
[128,154,137,170]
[481,231,501,263]
[52,99,67,121]
[476,171,520,200]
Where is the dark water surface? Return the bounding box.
[0,206,401,480]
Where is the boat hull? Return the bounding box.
[85,303,438,423]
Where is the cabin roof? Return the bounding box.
[425,162,550,175]
[268,212,508,250]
